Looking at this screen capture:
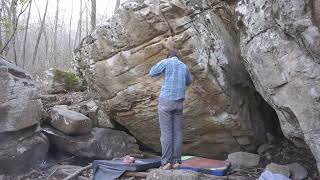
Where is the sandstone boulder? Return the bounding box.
[75,0,270,158]
[43,127,140,159]
[50,106,92,135]
[0,58,43,133]
[0,127,49,174]
[237,0,320,170]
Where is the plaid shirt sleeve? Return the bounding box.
[149,59,167,77]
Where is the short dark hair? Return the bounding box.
[167,50,178,58]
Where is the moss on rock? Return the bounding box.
[52,70,82,92]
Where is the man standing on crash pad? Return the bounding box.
[149,50,192,170]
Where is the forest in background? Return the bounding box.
[0,0,121,86]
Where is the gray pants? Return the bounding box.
[158,97,183,165]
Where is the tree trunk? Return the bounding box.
[68,0,73,53]
[91,0,96,32]
[53,0,60,65]
[10,0,18,65]
[0,0,30,58]
[79,0,82,44]
[115,0,120,10]
[85,2,88,36]
[22,0,32,68]
[0,1,3,54]
[32,0,48,65]
[43,26,49,65]
[2,0,11,56]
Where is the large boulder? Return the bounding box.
[0,58,43,133]
[75,0,270,158]
[50,106,93,135]
[0,126,49,174]
[43,127,140,159]
[236,0,320,170]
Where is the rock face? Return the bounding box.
[50,106,92,135]
[0,58,49,174]
[237,0,320,170]
[0,127,49,174]
[0,58,43,133]
[43,127,140,159]
[75,0,272,158]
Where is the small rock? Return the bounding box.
[265,163,290,177]
[146,169,200,180]
[50,107,92,135]
[227,152,260,167]
[97,109,114,128]
[287,163,308,180]
[39,94,58,102]
[43,127,140,160]
[257,144,273,155]
[48,165,90,180]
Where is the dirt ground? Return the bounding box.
[1,138,319,180]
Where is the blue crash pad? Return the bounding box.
[93,157,161,180]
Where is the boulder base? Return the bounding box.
[43,127,140,159]
[0,127,49,174]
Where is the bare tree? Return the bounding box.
[0,0,30,59]
[79,0,83,44]
[68,0,73,51]
[21,0,32,68]
[53,0,60,64]
[85,1,88,36]
[115,0,120,10]
[1,0,11,56]
[32,0,48,65]
[10,0,18,64]
[0,1,3,54]
[91,0,96,32]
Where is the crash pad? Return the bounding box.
[178,156,230,176]
[93,157,161,180]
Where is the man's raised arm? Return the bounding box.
[149,59,167,77]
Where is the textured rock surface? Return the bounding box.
[0,58,43,133]
[265,163,290,177]
[236,0,320,170]
[287,163,308,180]
[50,106,92,135]
[75,0,271,158]
[48,165,90,180]
[147,169,200,180]
[0,127,49,174]
[43,127,140,159]
[227,152,260,167]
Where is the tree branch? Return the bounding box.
[0,0,31,55]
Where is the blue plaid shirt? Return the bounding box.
[149,57,192,100]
